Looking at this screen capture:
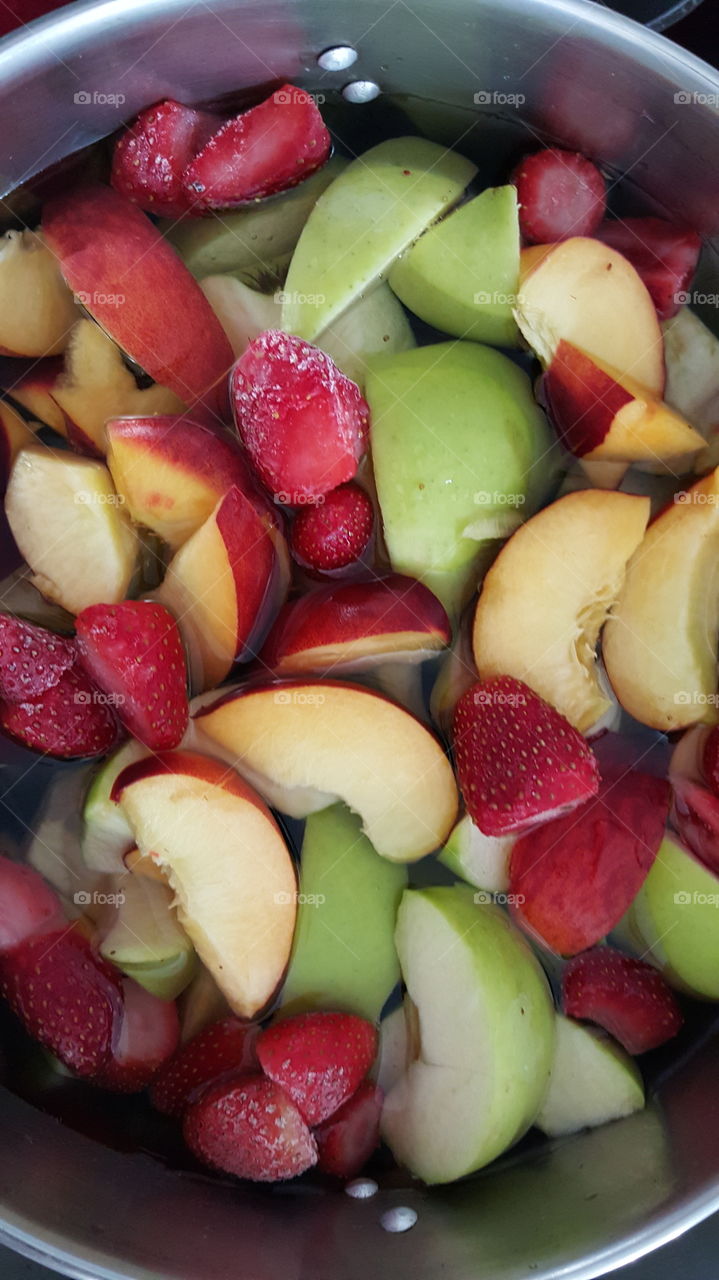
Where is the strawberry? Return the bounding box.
[452,677,599,836]
[184,85,331,210]
[0,855,66,953]
[0,928,123,1076]
[671,777,719,876]
[315,1081,383,1179]
[702,726,719,796]
[183,1072,318,1181]
[75,601,188,751]
[511,148,606,244]
[111,99,220,218]
[256,1011,377,1126]
[231,331,369,503]
[95,978,180,1093]
[0,665,120,759]
[0,614,75,702]
[562,946,684,1054]
[509,771,671,955]
[289,482,374,573]
[595,217,701,320]
[150,1016,258,1116]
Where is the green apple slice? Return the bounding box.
[626,835,719,999]
[82,740,148,873]
[282,137,477,340]
[280,803,406,1021]
[536,1015,645,1138]
[381,886,555,1184]
[439,814,513,891]
[389,185,521,347]
[99,873,197,1001]
[315,284,415,390]
[367,341,554,619]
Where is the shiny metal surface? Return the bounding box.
[1,1,719,1277]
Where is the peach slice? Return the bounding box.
[42,184,234,412]
[155,486,289,692]
[106,413,260,550]
[0,358,68,436]
[195,680,458,862]
[260,575,450,676]
[472,490,650,733]
[113,750,297,1019]
[516,237,665,395]
[544,340,703,463]
[51,319,185,456]
[0,401,38,488]
[0,229,78,356]
[603,467,719,731]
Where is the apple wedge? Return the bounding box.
[42,184,234,412]
[315,284,416,390]
[106,414,260,551]
[439,814,513,892]
[199,276,279,358]
[4,447,138,614]
[112,750,297,1019]
[99,872,197,1001]
[155,486,289,691]
[82,740,149,873]
[51,320,184,456]
[544,340,704,463]
[195,680,458,861]
[516,237,665,395]
[260,575,450,676]
[282,137,477,340]
[472,490,650,733]
[536,1015,644,1138]
[603,467,719,731]
[381,886,555,1183]
[0,229,78,356]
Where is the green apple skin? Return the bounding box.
[439,814,513,892]
[82,740,147,873]
[279,803,407,1021]
[537,1015,644,1138]
[316,284,416,391]
[367,341,556,620]
[99,874,197,1002]
[160,156,348,283]
[626,836,719,1000]
[282,137,477,341]
[389,186,521,347]
[382,886,555,1184]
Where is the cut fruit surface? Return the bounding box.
[472,489,650,733]
[536,1015,644,1138]
[0,856,66,953]
[98,873,196,1002]
[438,814,514,892]
[316,284,416,390]
[257,1010,377,1126]
[0,229,78,357]
[94,977,180,1092]
[82,739,148,873]
[111,99,219,218]
[316,1081,383,1178]
[511,149,606,244]
[595,217,701,322]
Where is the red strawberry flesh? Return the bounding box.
[290,482,374,572]
[315,1080,383,1178]
[595,217,701,321]
[702,726,719,796]
[0,855,66,953]
[183,1071,318,1181]
[0,614,76,702]
[0,665,120,759]
[511,148,606,244]
[562,946,684,1054]
[150,1016,258,1116]
[671,777,719,876]
[452,676,599,836]
[111,99,220,218]
[256,1010,377,1126]
[95,978,180,1092]
[75,601,188,751]
[231,331,369,503]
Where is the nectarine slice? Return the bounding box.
[0,230,78,357]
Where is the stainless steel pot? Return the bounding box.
[1,1,719,1276]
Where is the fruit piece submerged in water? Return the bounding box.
[256,1010,378,1126]
[184,1072,318,1181]
[289,482,374,573]
[511,148,606,244]
[111,99,220,218]
[536,1014,645,1138]
[562,946,684,1055]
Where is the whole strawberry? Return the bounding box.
[290,482,374,573]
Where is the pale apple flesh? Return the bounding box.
[82,739,149,873]
[536,1015,644,1138]
[473,489,650,732]
[603,467,719,731]
[195,680,459,862]
[0,401,38,488]
[439,814,513,892]
[0,229,78,357]
[98,872,197,1002]
[113,751,297,1019]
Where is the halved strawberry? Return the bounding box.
[509,771,670,955]
[95,978,180,1093]
[511,147,606,244]
[0,665,121,759]
[702,726,719,796]
[231,331,369,504]
[595,217,701,320]
[75,601,188,751]
[562,946,684,1054]
[184,85,331,210]
[256,1011,377,1127]
[315,1081,383,1178]
[0,614,76,703]
[0,855,66,953]
[671,777,719,876]
[111,99,220,218]
[150,1016,258,1116]
[452,677,599,836]
[183,1072,318,1181]
[289,482,374,573]
[0,928,123,1076]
